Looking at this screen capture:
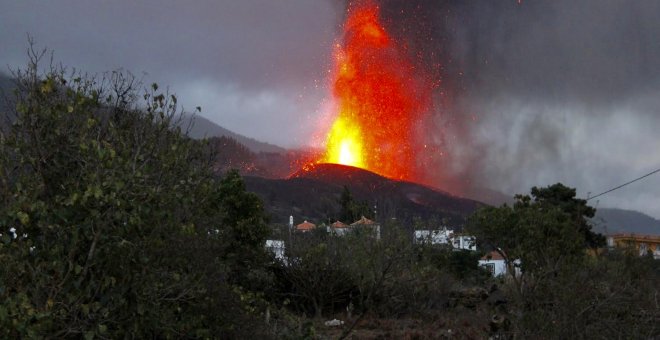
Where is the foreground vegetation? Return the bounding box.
[0,51,657,338]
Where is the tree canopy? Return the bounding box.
[529,183,605,248]
[0,47,270,338]
[468,183,604,292]
[338,185,372,223]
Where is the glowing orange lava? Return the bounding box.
[320,0,432,181]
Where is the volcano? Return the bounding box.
[244,163,484,227]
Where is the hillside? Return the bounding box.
[0,73,12,92]
[179,114,286,154]
[244,163,485,227]
[593,208,660,236]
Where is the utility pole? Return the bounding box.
[288,215,293,245]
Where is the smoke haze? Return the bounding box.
[1,0,659,218]
[376,0,660,217]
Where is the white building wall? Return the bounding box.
[414,229,454,245]
[479,259,507,277]
[265,239,285,262]
[328,227,351,236]
[453,235,477,251]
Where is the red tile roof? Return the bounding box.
[296,220,316,231]
[481,251,505,261]
[351,216,377,226]
[330,221,349,228]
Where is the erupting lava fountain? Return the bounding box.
[314,0,437,182]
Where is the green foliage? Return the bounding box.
[509,250,659,338]
[338,185,372,223]
[275,231,355,318]
[468,184,598,293]
[530,183,605,248]
[467,184,657,338]
[0,50,270,337]
[341,223,410,313]
[219,170,269,250]
[218,169,271,288]
[447,250,489,282]
[275,221,456,320]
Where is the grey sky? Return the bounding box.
[436,1,660,220]
[1,1,659,219]
[1,0,340,147]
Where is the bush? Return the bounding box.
[0,46,271,337]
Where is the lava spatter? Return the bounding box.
[320,0,433,181]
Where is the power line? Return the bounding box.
[587,167,660,201]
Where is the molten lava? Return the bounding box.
[320,0,432,181]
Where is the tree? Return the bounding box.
[217,169,271,290]
[0,46,270,338]
[468,190,658,338]
[338,185,372,223]
[530,183,605,248]
[276,233,355,318]
[510,250,660,338]
[467,184,593,294]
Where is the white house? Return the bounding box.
[452,235,477,251]
[327,220,351,236]
[414,228,477,251]
[478,250,522,277]
[265,239,286,262]
[295,220,316,232]
[414,228,454,245]
[478,251,508,277]
[351,216,380,239]
[326,217,380,239]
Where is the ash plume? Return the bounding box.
[367,0,660,216]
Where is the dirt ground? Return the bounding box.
[314,313,492,339]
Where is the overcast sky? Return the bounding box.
[1,0,659,219]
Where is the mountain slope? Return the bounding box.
[0,73,12,92]
[245,163,485,227]
[179,114,286,154]
[0,74,285,155]
[593,208,660,236]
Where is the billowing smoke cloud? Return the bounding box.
[375,0,660,216]
[2,0,659,217]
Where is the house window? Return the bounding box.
[481,263,495,275]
